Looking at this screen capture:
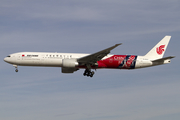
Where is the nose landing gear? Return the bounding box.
[15,69,18,72]
[13,65,18,72]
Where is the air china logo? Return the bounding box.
[156,45,165,55]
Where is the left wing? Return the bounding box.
[77,43,122,65]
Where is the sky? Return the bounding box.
[0,0,180,120]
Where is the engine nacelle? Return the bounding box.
[61,67,79,73]
[62,58,79,68]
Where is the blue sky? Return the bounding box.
[0,0,180,120]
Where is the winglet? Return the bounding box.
[102,43,122,55]
[115,43,122,46]
[111,43,122,49]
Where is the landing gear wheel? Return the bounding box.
[83,69,88,76]
[83,69,95,77]
[15,69,18,72]
[91,71,95,75]
[90,71,95,77]
[87,71,90,77]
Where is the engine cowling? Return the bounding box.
[62,58,79,68]
[61,67,79,73]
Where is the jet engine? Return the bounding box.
[62,58,79,68]
[61,58,79,73]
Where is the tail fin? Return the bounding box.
[144,36,171,60]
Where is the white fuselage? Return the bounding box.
[3,36,174,77]
[4,52,170,69]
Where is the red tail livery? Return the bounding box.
[156,45,165,55]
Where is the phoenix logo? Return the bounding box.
[156,45,165,55]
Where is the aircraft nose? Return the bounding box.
[4,57,8,62]
[4,57,11,63]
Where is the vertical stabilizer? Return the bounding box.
[144,36,171,60]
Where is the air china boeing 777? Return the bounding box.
[4,36,175,77]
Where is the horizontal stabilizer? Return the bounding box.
[152,56,175,62]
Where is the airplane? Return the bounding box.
[4,36,175,77]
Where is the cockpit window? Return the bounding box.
[7,55,11,57]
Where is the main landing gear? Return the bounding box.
[13,65,18,72]
[83,69,95,77]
